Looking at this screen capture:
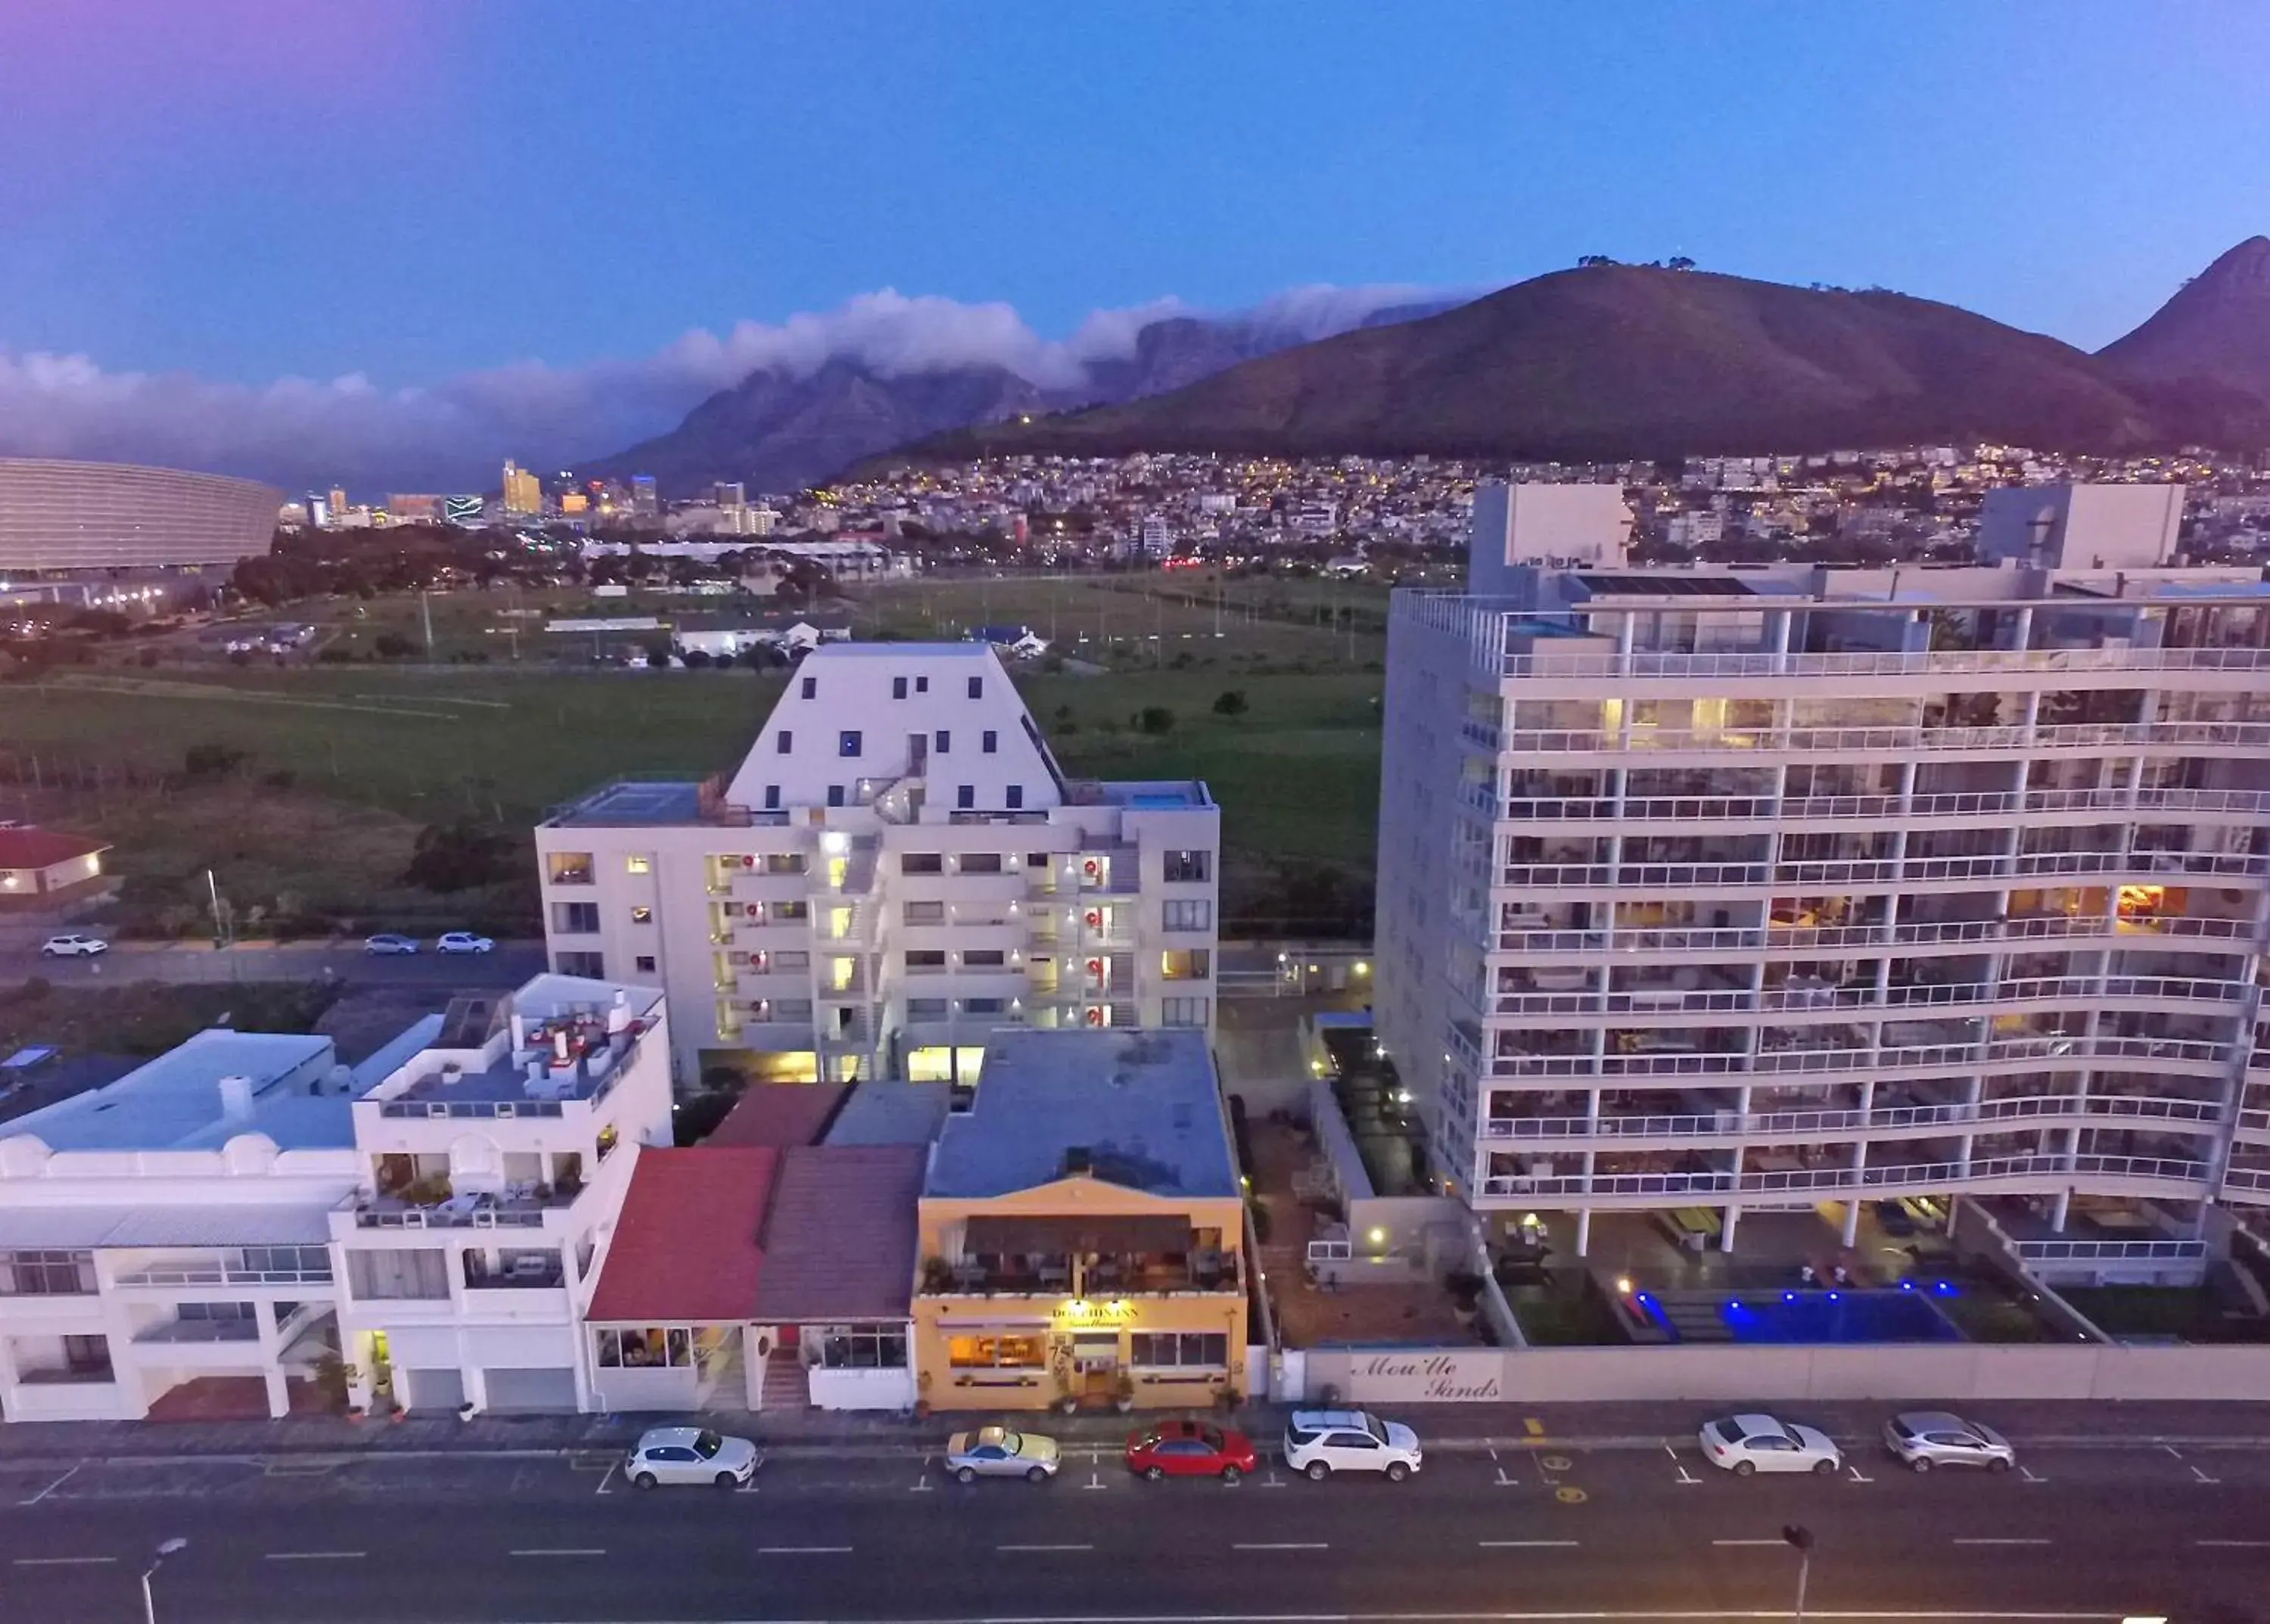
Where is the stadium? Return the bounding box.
[0,458,281,572]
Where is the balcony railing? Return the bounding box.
[114,1264,334,1287]
[1482,1093,2225,1141]
[1497,851,2270,890]
[132,1316,260,1345]
[1498,646,2270,680]
[1479,1151,2213,1200]
[1487,1033,2234,1081]
[2013,1237,2207,1263]
[1494,787,2270,826]
[1491,972,2248,1019]
[1495,719,2270,758]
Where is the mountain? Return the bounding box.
[591,300,1469,496]
[2098,236,2270,408]
[900,264,2269,468]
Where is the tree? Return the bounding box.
[372,631,415,659]
[1137,706,1175,736]
[1211,689,1248,717]
[403,819,516,892]
[1666,255,1696,272]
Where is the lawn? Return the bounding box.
[0,979,343,1059]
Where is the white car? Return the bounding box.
[1699,1413,1843,1476]
[1281,1409,1423,1482]
[1883,1411,2015,1473]
[624,1426,758,1489]
[39,934,108,959]
[434,932,494,955]
[362,933,419,956]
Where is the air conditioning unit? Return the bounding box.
[494,1103,517,1119]
[425,1103,451,1118]
[401,1211,427,1229]
[474,1210,496,1229]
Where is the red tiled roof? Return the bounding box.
[586,1147,775,1323]
[751,1146,925,1323]
[706,1083,850,1148]
[0,829,108,870]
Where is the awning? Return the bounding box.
[962,1214,1192,1256]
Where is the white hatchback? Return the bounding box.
[624,1426,758,1489]
[1281,1409,1423,1482]
[1699,1413,1843,1476]
[39,934,107,958]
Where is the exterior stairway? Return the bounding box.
[760,1351,811,1413]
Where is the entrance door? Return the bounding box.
[1069,1331,1119,1400]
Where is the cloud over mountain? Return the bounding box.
[0,283,1443,494]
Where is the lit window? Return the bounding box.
[625,855,651,875]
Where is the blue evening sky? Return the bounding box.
[2,0,2265,386]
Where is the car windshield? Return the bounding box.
[997,1430,1022,1454]
[692,1430,722,1458]
[1364,1415,1389,1444]
[1198,1426,1222,1451]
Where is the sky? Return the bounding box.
[1,0,2266,490]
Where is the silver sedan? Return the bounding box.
[1883,1411,2015,1473]
[942,1425,1061,1484]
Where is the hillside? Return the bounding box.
[903,265,2247,466]
[2098,235,2270,408]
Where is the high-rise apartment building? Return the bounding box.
[1377,482,2270,1258]
[535,643,1221,1087]
[502,459,544,516]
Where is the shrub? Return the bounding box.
[403,819,516,892]
[1137,705,1175,735]
[1211,689,1248,717]
[372,631,415,658]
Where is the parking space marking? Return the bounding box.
[759,1546,854,1555]
[1712,1538,1786,1547]
[1482,1539,1580,1548]
[1524,1417,1546,1437]
[2189,1464,2222,1485]
[1081,1468,1108,1490]
[912,1455,934,1492]
[1846,1464,1874,1483]
[1554,1486,1588,1504]
[1954,1538,2052,1546]
[1235,1542,1328,1551]
[997,1544,1093,1553]
[17,1463,81,1506]
[1665,1442,1702,1486]
[592,1462,618,1496]
[11,1556,115,1566]
[510,1548,605,1557]
[264,1551,365,1561]
[2019,1466,2048,1485]
[2196,1539,2270,1548]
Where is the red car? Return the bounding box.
[1124,1419,1258,1482]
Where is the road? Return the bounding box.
[0,936,546,990]
[0,1431,2261,1623]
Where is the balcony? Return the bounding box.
[349,1184,566,1230]
[1479,1150,2215,1202]
[1496,718,2270,758]
[132,1312,260,1345]
[1495,787,2270,828]
[1497,646,2270,681]
[921,1250,1239,1297]
[1482,1092,2227,1143]
[463,1253,567,1291]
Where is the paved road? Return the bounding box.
[0,937,546,989]
[0,1433,2261,1622]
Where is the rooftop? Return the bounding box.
[585,1147,776,1324]
[826,1082,952,1147]
[368,977,666,1108]
[1,1029,349,1153]
[707,1084,850,1149]
[752,1146,926,1322]
[550,779,707,827]
[925,1029,1238,1202]
[0,827,109,869]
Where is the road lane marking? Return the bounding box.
[510,1548,605,1557]
[2020,1466,2048,1484]
[17,1462,81,1505]
[1712,1538,1786,1547]
[2189,1464,2222,1485]
[12,1556,115,1566]
[1234,1542,1329,1551]
[2196,1539,2270,1548]
[1481,1539,1581,1548]
[1525,1417,1546,1436]
[264,1552,365,1562]
[593,1461,618,1496]
[1954,1538,2053,1546]
[997,1544,1093,1552]
[1846,1465,1874,1483]
[759,1546,854,1555]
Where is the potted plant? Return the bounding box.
[1112,1372,1137,1414]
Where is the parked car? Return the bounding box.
[1872,1199,1918,1237]
[942,1425,1059,1484]
[1125,1419,1258,1482]
[624,1426,758,1489]
[1699,1413,1843,1476]
[1883,1411,2015,1473]
[38,934,107,959]
[434,932,494,955]
[363,933,419,956]
[1281,1409,1423,1482]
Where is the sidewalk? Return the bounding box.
[5,1398,2270,1465]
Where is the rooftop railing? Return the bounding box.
[1494,720,2270,756]
[1497,646,2270,680]
[1479,1151,2214,1200]
[1482,1093,2225,1142]
[1493,787,2270,825]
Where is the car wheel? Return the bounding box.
[633,1472,658,1490]
[1025,1466,1049,1485]
[1910,1457,1932,1473]
[1144,1464,1164,1481]
[1304,1461,1330,1482]
[39,947,56,958]
[1385,1461,1410,1483]
[955,1466,976,1486]
[1989,1457,2012,1474]
[1733,1459,1755,1477]
[716,1472,739,1489]
[1813,1458,1838,1475]
[1221,1465,1242,1485]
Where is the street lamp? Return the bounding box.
[1782,1525,1814,1624]
[141,1537,187,1624]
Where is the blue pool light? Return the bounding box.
[1898,1278,1916,1291]
[1783,1291,1798,1304]
[1827,1290,1841,1302]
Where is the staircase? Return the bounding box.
[760,1352,810,1413]
[1647,1292,1739,1343]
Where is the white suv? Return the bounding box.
[39,934,108,958]
[1282,1409,1423,1482]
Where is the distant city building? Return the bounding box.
[631,474,659,518]
[386,494,444,523]
[502,460,544,517]
[0,459,281,571]
[441,493,484,527]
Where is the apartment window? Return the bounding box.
[625,855,651,875]
[906,950,947,972]
[958,852,1002,874]
[634,955,657,974]
[906,997,949,1019]
[1006,785,1024,810]
[963,949,1006,969]
[239,1245,331,1279]
[934,730,950,754]
[1162,899,1214,932]
[595,1327,697,1368]
[1161,996,1211,1029]
[893,676,909,699]
[763,785,781,810]
[1161,948,1211,981]
[776,998,813,1019]
[765,854,806,876]
[776,730,793,754]
[903,901,945,925]
[557,950,605,978]
[773,949,810,970]
[773,898,809,920]
[346,1249,451,1301]
[827,785,846,808]
[0,1250,96,1296]
[1163,849,1213,884]
[962,997,1006,1016]
[956,785,975,810]
[552,901,600,935]
[1130,1332,1228,1368]
[1026,851,1050,870]
[59,1334,114,1380]
[839,730,863,758]
[967,676,984,699]
[816,1327,906,1368]
[630,905,653,925]
[801,676,816,698]
[981,730,998,754]
[901,853,945,875]
[948,1333,1042,1368]
[546,851,595,885]
[915,676,929,694]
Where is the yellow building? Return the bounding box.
[502,459,544,516]
[912,1028,1248,1414]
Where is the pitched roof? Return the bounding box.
[585,1147,775,1323]
[707,1083,850,1148]
[751,1146,925,1323]
[0,828,108,870]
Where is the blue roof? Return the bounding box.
[826,1081,953,1147]
[925,1029,1237,1200]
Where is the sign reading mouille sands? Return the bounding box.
[1347,1351,1503,1402]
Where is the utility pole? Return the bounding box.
[205,867,228,949]
[420,590,435,655]
[142,1537,188,1624]
[1783,1525,1813,1624]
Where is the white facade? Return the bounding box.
[0,975,673,1422]
[1467,483,1633,596]
[1377,485,2270,1257]
[1976,483,2186,572]
[536,642,1221,1085]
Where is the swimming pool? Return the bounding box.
[1640,1285,1965,1343]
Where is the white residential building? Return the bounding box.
[535,642,1221,1087]
[0,974,673,1421]
[1377,484,2270,1264]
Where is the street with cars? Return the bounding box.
[0,932,543,988]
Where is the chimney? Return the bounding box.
[605,988,632,1037]
[217,1075,255,1125]
[1063,1146,1093,1178]
[509,1012,527,1053]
